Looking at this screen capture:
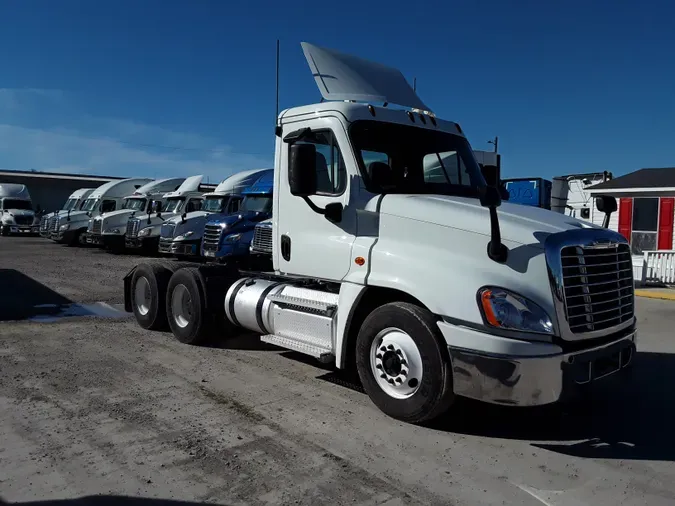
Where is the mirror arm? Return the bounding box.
[487,206,508,262]
[602,211,612,229]
[302,196,325,215]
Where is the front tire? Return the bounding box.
[355,302,454,424]
[130,262,174,330]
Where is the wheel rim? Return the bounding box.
[134,276,152,316]
[370,327,423,399]
[171,284,192,328]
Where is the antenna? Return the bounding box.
[275,39,280,125]
[413,77,417,92]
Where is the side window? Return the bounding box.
[296,130,346,195]
[228,197,242,213]
[188,199,202,212]
[100,200,116,213]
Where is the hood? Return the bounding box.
[206,210,270,230]
[164,210,211,238]
[372,194,605,248]
[58,210,92,223]
[133,211,181,228]
[98,208,140,224]
[3,209,35,217]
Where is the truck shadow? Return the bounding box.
[0,269,74,321]
[0,496,230,506]
[430,350,675,462]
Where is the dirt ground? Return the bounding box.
[1,236,675,505]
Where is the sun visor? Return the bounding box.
[301,42,430,112]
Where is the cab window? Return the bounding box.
[100,200,116,213]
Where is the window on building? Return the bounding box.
[631,197,659,255]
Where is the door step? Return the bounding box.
[267,293,337,314]
[261,334,334,363]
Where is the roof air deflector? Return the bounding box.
[301,42,431,112]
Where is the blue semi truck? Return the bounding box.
[200,170,274,262]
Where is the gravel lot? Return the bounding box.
[1,236,675,505]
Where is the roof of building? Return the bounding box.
[0,169,125,183]
[587,167,675,192]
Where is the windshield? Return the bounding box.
[349,120,486,198]
[162,198,185,214]
[81,198,98,212]
[202,197,225,213]
[63,198,77,211]
[240,195,272,213]
[123,198,147,211]
[2,199,33,211]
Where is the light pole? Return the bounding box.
[487,136,498,153]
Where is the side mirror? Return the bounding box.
[289,143,317,197]
[595,195,617,229]
[479,185,502,209]
[480,164,500,188]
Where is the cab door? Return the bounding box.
[276,117,357,281]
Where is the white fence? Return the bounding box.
[634,251,675,286]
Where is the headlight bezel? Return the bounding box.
[103,228,121,235]
[138,226,156,237]
[223,233,242,243]
[59,223,70,231]
[476,286,555,337]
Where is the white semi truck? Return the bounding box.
[0,184,39,236]
[39,188,95,237]
[124,175,216,253]
[86,178,186,250]
[51,177,152,245]
[123,42,636,424]
[157,169,271,259]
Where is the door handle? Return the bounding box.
[281,234,291,261]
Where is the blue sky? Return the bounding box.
[1,0,673,181]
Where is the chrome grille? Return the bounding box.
[15,215,33,226]
[251,222,273,254]
[158,237,173,253]
[92,219,102,235]
[52,216,59,232]
[202,224,222,251]
[126,219,140,238]
[40,216,49,232]
[160,222,176,239]
[561,243,634,334]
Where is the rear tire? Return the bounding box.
[166,267,212,345]
[355,302,455,424]
[130,262,174,330]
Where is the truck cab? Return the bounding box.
[39,188,94,237]
[125,175,215,253]
[86,178,185,250]
[157,169,270,259]
[202,171,274,261]
[51,177,153,245]
[0,184,39,236]
[124,42,635,425]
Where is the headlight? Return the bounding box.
[138,227,155,237]
[104,228,121,234]
[183,230,194,238]
[60,224,70,231]
[224,233,242,243]
[478,287,554,335]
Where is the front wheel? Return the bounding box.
[355,302,455,424]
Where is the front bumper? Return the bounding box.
[125,235,159,250]
[52,227,82,243]
[2,224,40,235]
[158,238,201,257]
[438,320,636,406]
[202,242,250,260]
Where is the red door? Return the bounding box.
[618,198,633,241]
[658,197,674,250]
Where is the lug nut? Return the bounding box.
[380,346,387,352]
[396,349,403,356]
[387,379,395,384]
[395,378,402,383]
[380,374,387,379]
[376,353,382,359]
[375,364,382,370]
[387,344,394,350]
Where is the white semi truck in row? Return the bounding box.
[123,42,636,424]
[51,177,152,245]
[40,188,95,237]
[0,184,39,236]
[85,177,186,250]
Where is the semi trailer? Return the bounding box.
[124,42,636,424]
[0,184,39,236]
[157,169,271,259]
[201,171,274,262]
[125,175,216,253]
[51,178,152,245]
[85,178,186,250]
[39,188,95,237]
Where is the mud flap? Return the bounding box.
[123,266,137,313]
